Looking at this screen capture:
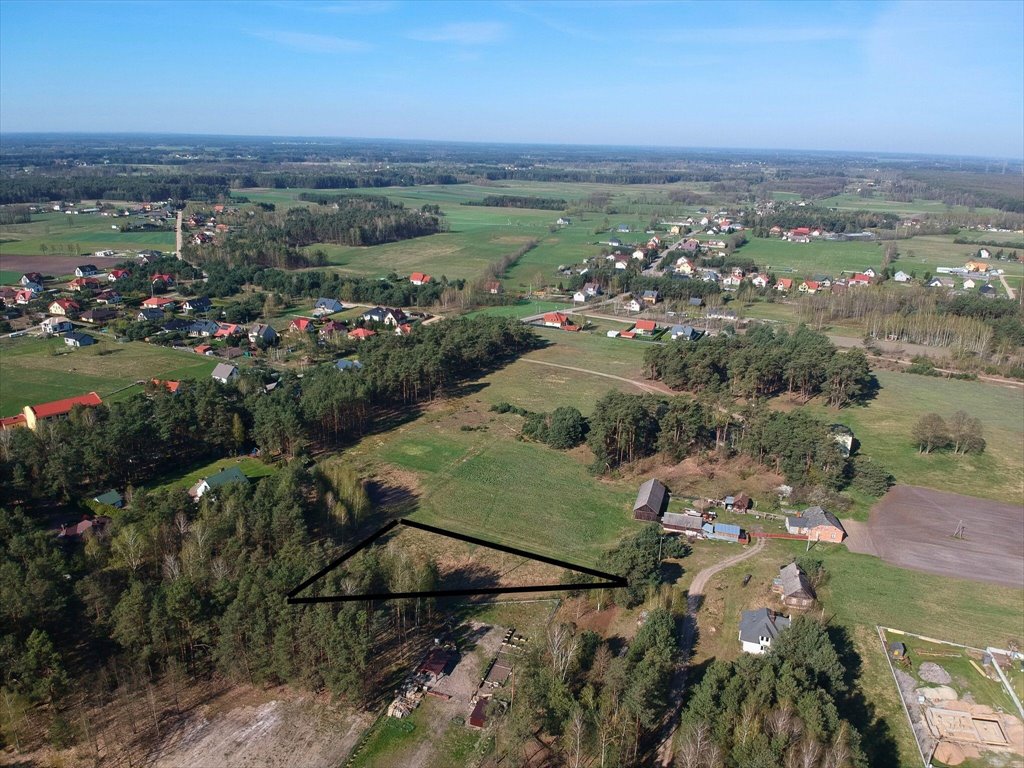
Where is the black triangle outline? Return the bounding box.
[286,518,627,604]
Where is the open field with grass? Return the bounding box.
[0,334,219,416]
[0,212,174,256]
[738,236,888,275]
[802,370,1024,503]
[817,194,1005,218]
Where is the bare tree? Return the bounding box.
[566,705,588,768]
[547,622,581,683]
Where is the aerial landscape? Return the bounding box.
[0,1,1022,767]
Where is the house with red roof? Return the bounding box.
[849,273,872,286]
[108,269,131,282]
[151,273,175,287]
[409,272,432,286]
[799,281,820,294]
[96,290,122,305]
[141,296,176,309]
[2,392,104,431]
[349,327,377,340]
[15,288,36,304]
[289,317,314,333]
[395,323,414,336]
[775,278,794,292]
[318,320,346,339]
[151,379,181,394]
[484,280,502,294]
[194,344,213,355]
[215,323,242,338]
[633,319,657,336]
[49,299,80,316]
[541,312,580,332]
[69,277,101,292]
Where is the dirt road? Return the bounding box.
[520,358,672,394]
[998,272,1017,300]
[175,210,183,255]
[656,537,767,765]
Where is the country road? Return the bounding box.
[519,358,672,394]
[998,272,1017,301]
[655,536,768,766]
[175,209,183,255]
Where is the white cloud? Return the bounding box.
[246,29,370,53]
[408,21,506,45]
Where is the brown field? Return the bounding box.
[849,485,1024,588]
[0,253,125,278]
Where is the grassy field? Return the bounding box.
[0,334,219,416]
[817,194,1005,218]
[348,703,485,768]
[0,212,174,256]
[803,370,1024,503]
[737,236,887,275]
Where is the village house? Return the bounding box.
[188,466,249,500]
[773,563,816,609]
[151,273,175,288]
[633,319,657,336]
[541,312,579,331]
[182,296,212,314]
[893,271,912,283]
[211,363,239,385]
[484,281,502,295]
[642,290,660,305]
[572,289,588,303]
[979,284,997,297]
[724,493,751,512]
[706,308,738,321]
[751,274,770,289]
[349,327,376,341]
[187,320,220,338]
[335,358,363,372]
[40,317,73,335]
[314,297,344,315]
[69,277,101,292]
[21,272,44,286]
[556,217,571,226]
[65,331,95,348]
[775,278,794,292]
[141,296,176,310]
[289,317,315,334]
[136,308,164,322]
[74,265,100,277]
[395,323,414,336]
[194,344,214,356]
[799,280,820,294]
[661,511,705,537]
[81,308,118,324]
[962,278,976,290]
[48,299,79,316]
[623,297,642,313]
[675,256,696,275]
[848,273,872,287]
[108,268,131,282]
[93,490,124,509]
[739,608,792,654]
[95,290,121,305]
[0,392,102,432]
[785,507,846,542]
[929,277,955,289]
[318,320,346,339]
[670,324,704,342]
[721,274,743,290]
[409,272,432,286]
[632,478,668,522]
[249,323,278,345]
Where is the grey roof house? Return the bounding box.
[633,478,668,522]
[211,363,239,384]
[773,563,816,608]
[739,608,791,654]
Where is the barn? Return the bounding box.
[633,479,668,521]
[773,562,816,609]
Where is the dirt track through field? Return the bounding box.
[856,485,1024,588]
[520,358,673,394]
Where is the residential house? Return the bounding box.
[188,466,249,500]
[248,323,278,345]
[187,320,219,338]
[675,256,696,275]
[978,248,991,259]
[541,312,579,331]
[40,317,73,335]
[360,306,389,324]
[632,249,646,261]
[409,272,432,286]
[556,217,571,226]
[74,265,100,277]
[751,274,770,289]
[81,308,118,324]
[775,278,794,292]
[141,296,176,310]
[979,284,997,297]
[893,271,912,283]
[608,238,622,247]
[623,297,642,313]
[928,277,955,289]
[194,344,214,356]
[21,272,44,286]
[49,299,80,316]
[318,320,346,339]
[799,280,820,294]
[583,281,601,298]
[633,478,668,522]
[349,327,377,341]
[95,290,121,305]
[214,323,242,339]
[739,608,792,654]
[0,287,16,306]
[722,274,743,290]
[484,281,503,294]
[107,268,131,282]
[661,511,705,537]
[688,297,704,308]
[706,308,738,321]
[962,278,976,289]
[150,379,181,394]
[382,308,408,327]
[335,358,364,372]
[64,331,95,347]
[680,238,701,253]
[616,224,630,233]
[58,516,111,539]
[633,319,657,336]
[848,273,872,287]
[670,324,704,342]
[314,297,344,314]
[211,363,239,384]
[773,563,816,609]
[785,507,846,542]
[93,490,124,509]
[151,273,175,288]
[641,290,660,305]
[724,493,751,511]
[182,296,212,314]
[69,277,101,292]
[137,308,164,322]
[769,225,783,237]
[289,317,315,334]
[572,290,588,303]
[614,257,630,270]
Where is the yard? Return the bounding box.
[144,454,278,495]
[0,334,219,417]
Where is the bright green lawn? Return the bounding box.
[803,370,1024,503]
[0,335,219,417]
[817,194,1004,218]
[737,236,886,276]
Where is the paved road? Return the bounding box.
[519,358,671,394]
[655,537,767,765]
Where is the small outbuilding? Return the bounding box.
[889,641,908,660]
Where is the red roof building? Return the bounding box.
[141,296,175,308]
[634,319,657,334]
[410,272,432,285]
[108,269,131,281]
[349,328,376,340]
[151,379,181,394]
[49,299,80,315]
[151,273,175,285]
[289,317,314,333]
[12,392,104,431]
[791,227,811,236]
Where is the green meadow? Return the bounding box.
[0,212,174,256]
[0,334,219,416]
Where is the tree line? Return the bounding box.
[464,195,568,210]
[746,204,898,236]
[282,198,446,247]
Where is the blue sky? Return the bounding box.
[1,0,1022,158]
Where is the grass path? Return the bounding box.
[520,358,671,394]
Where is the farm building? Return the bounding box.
[93,490,124,509]
[633,478,668,521]
[469,698,488,729]
[724,493,751,511]
[703,522,746,543]
[773,563,816,609]
[418,647,456,683]
[0,392,103,432]
[661,511,704,537]
[785,507,846,543]
[65,331,95,348]
[739,608,791,655]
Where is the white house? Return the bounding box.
[211,363,239,385]
[962,278,976,289]
[572,290,588,303]
[623,298,642,313]
[632,249,646,261]
[893,271,912,283]
[863,268,877,278]
[738,608,791,655]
